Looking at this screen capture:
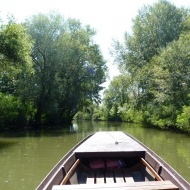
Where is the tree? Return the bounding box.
[110,0,190,130]
[0,21,33,93]
[55,20,107,122]
[112,0,188,106]
[0,22,32,71]
[0,21,33,128]
[103,74,133,121]
[146,32,190,128]
[25,13,107,126]
[131,0,187,63]
[24,13,64,126]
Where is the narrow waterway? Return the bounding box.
[0,121,190,190]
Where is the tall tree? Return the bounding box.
[0,22,32,69]
[0,22,33,93]
[55,19,107,122]
[25,13,64,126]
[110,0,190,130]
[103,74,133,121]
[0,21,33,127]
[25,13,107,126]
[146,32,190,127]
[112,0,188,108]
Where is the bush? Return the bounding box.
[118,105,144,123]
[0,93,24,127]
[73,112,83,120]
[176,106,190,132]
[0,93,21,124]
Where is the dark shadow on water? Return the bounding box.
[0,140,18,150]
[0,123,79,138]
[1,120,189,138]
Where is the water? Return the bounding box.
[0,121,190,190]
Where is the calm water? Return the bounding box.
[0,121,190,190]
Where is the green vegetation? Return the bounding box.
[0,13,107,129]
[2,1,190,133]
[101,0,190,132]
[76,0,190,133]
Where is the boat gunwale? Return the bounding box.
[127,133,190,190]
[35,134,93,190]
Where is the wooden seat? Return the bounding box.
[53,180,179,190]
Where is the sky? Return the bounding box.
[1,0,190,87]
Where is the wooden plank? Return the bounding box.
[123,170,134,183]
[96,170,105,184]
[86,171,95,184]
[52,180,179,190]
[105,170,114,183]
[114,170,125,183]
[141,158,163,181]
[74,132,146,154]
[61,159,80,185]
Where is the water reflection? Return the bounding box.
[0,121,190,190]
[70,123,78,132]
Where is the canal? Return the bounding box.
[0,121,190,190]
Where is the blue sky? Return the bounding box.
[1,0,190,85]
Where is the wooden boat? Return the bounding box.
[36,131,190,190]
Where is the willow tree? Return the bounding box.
[25,13,107,126]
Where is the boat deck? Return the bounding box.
[74,132,146,158]
[74,131,146,153]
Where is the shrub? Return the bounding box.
[0,93,23,127]
[176,106,190,132]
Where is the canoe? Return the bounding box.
[36,131,190,190]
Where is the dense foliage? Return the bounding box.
[100,0,190,132]
[2,1,190,133]
[0,13,107,129]
[62,1,190,133]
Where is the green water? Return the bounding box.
[0,121,190,190]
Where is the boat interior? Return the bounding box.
[51,152,179,190]
[68,157,155,184]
